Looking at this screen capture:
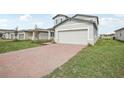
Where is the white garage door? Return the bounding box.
[58,29,88,45]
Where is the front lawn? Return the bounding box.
[46,39,124,78]
[0,39,50,53]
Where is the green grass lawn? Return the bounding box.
[46,39,124,78]
[0,39,50,54]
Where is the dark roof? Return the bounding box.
[53,17,98,30]
[115,27,124,32]
[0,29,16,32]
[0,28,52,33]
[47,28,54,31]
[52,14,69,19]
[72,14,99,24]
[20,28,49,32]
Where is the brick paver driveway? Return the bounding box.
[0,44,84,78]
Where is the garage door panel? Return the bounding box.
[58,30,88,45]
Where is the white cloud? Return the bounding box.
[0,19,8,28]
[33,21,43,26]
[0,19,8,23]
[31,19,44,28]
[19,14,32,21]
[113,14,124,17]
[99,16,124,34]
[50,14,56,17]
[99,17,124,26]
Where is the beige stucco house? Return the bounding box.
[100,33,115,39]
[53,14,99,45]
[1,28,54,40]
[18,28,54,40]
[115,28,124,41]
[0,29,16,39]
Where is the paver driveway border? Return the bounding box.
[0,44,85,78]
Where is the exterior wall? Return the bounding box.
[24,32,32,40]
[17,31,54,40]
[54,19,96,45]
[1,30,54,41]
[17,32,25,40]
[93,26,99,43]
[38,32,48,40]
[5,33,10,39]
[86,24,98,45]
[2,33,6,38]
[6,33,11,39]
[4,32,15,39]
[54,16,67,25]
[10,33,15,39]
[115,30,124,41]
[24,31,53,40]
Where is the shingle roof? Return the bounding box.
[115,27,124,32]
[0,29,16,32]
[20,28,49,32]
[52,14,69,19]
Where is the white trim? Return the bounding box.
[87,28,90,40]
[48,30,50,40]
[32,32,35,40]
[24,32,26,40]
[58,29,88,32]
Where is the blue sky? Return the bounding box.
[0,14,124,34]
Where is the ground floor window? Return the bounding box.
[11,34,15,39]
[0,33,2,37]
[19,34,24,40]
[120,33,122,37]
[51,32,54,37]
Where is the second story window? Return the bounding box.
[51,32,54,37]
[61,18,63,22]
[56,20,58,24]
[120,33,122,37]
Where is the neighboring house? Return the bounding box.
[1,28,54,40]
[18,28,54,40]
[0,32,4,39]
[100,33,115,39]
[53,14,99,45]
[0,29,16,39]
[115,28,124,41]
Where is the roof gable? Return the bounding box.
[53,17,98,30]
[52,14,69,19]
[72,14,99,24]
